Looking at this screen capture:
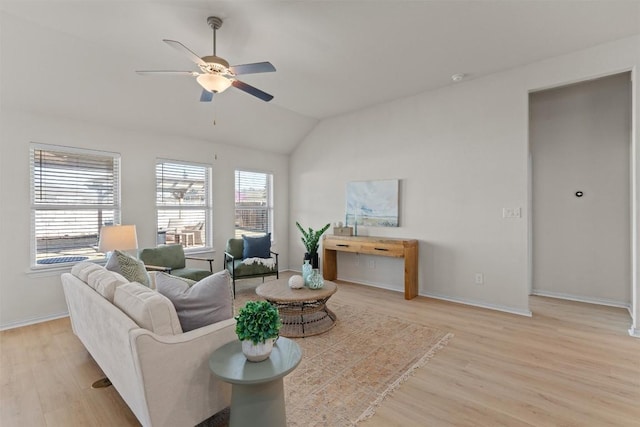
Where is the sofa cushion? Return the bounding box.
[156,270,234,332]
[242,233,271,259]
[106,250,150,287]
[114,282,182,335]
[71,261,104,282]
[87,268,128,302]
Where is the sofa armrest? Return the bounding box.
[185,256,214,272]
[129,318,237,427]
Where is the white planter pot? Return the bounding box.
[242,338,276,362]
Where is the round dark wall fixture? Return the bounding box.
[575,191,584,197]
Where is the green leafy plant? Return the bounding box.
[296,222,331,256]
[235,300,282,344]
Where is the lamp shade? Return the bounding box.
[196,73,232,93]
[98,225,138,253]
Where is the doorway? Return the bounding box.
[529,72,632,308]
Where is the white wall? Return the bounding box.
[531,73,631,306]
[0,110,289,329]
[289,35,640,323]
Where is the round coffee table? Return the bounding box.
[256,278,337,338]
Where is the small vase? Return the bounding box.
[242,338,275,362]
[304,252,320,269]
[302,260,312,285]
[308,269,324,289]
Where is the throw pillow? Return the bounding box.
[242,233,271,259]
[155,272,196,288]
[156,270,234,332]
[109,250,151,287]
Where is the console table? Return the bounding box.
[322,235,419,300]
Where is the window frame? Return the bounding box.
[155,158,213,252]
[234,169,274,241]
[30,143,121,269]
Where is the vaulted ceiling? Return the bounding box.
[2,1,639,154]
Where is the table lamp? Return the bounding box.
[98,225,139,258]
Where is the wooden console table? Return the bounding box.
[322,235,419,300]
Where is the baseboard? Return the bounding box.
[421,292,533,317]
[629,327,640,338]
[327,275,532,317]
[335,275,402,293]
[531,289,631,313]
[0,311,69,331]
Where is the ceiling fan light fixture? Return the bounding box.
[196,73,232,93]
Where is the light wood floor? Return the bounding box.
[1,278,639,426]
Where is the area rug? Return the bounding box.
[200,286,453,426]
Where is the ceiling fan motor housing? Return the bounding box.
[201,55,229,68]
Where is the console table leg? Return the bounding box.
[404,244,419,300]
[323,248,337,280]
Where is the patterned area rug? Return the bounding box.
[200,284,452,427]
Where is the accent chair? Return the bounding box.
[224,234,279,294]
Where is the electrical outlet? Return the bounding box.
[475,273,484,285]
[502,207,522,219]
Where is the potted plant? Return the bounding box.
[235,300,282,362]
[296,222,330,268]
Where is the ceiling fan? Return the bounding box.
[136,16,275,102]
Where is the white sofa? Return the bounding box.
[61,262,237,427]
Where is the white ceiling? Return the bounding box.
[2,1,639,154]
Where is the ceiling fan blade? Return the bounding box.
[229,62,276,75]
[200,90,214,102]
[163,39,207,66]
[231,80,274,102]
[136,70,199,76]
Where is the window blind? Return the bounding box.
[156,160,211,248]
[31,145,120,265]
[235,170,273,238]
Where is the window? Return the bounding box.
[31,144,120,267]
[156,159,212,249]
[234,170,273,239]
